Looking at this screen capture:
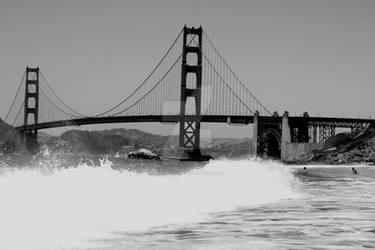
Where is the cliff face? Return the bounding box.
[313,124,375,164]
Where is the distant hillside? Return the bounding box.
[0,119,21,152]
[1,118,254,158]
[41,128,254,158]
[42,128,176,155]
[0,119,13,138]
[201,138,254,158]
[313,124,375,164]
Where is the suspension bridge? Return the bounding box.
[4,26,375,160]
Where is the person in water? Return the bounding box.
[352,167,358,175]
[303,167,308,175]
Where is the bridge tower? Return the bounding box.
[23,67,40,151]
[179,26,203,157]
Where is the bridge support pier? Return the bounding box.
[254,112,282,159]
[281,111,328,162]
[281,111,291,161]
[252,111,259,155]
[254,111,322,162]
[22,130,39,153]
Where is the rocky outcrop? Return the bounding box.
[312,124,375,164]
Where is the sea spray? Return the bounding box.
[0,157,298,250]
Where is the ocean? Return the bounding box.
[0,156,374,250]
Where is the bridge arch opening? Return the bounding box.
[262,128,281,159]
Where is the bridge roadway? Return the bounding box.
[16,115,375,131]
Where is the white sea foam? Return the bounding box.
[0,158,298,250]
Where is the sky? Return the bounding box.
[1,0,375,138]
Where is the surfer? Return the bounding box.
[303,167,308,175]
[352,167,358,175]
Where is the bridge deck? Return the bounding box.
[16,115,375,131]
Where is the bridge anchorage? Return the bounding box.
[252,111,375,161]
[5,25,375,161]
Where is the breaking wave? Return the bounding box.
[0,157,298,250]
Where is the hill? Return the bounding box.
[42,128,174,155]
[201,138,254,158]
[0,119,21,152]
[312,124,375,164]
[1,117,254,157]
[40,128,253,158]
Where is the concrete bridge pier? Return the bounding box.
[252,110,324,162]
[252,111,282,159]
[252,111,259,155]
[281,111,291,161]
[22,130,39,153]
[280,111,324,162]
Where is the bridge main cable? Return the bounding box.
[10,71,37,126]
[39,70,87,118]
[202,30,272,115]
[4,70,26,123]
[92,28,184,117]
[39,87,83,119]
[109,33,198,116]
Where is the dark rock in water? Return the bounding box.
[128,148,160,160]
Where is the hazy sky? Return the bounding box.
[1,0,375,138]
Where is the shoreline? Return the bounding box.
[283,160,375,166]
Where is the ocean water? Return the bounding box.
[0,157,374,250]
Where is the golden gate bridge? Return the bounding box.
[5,26,375,160]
